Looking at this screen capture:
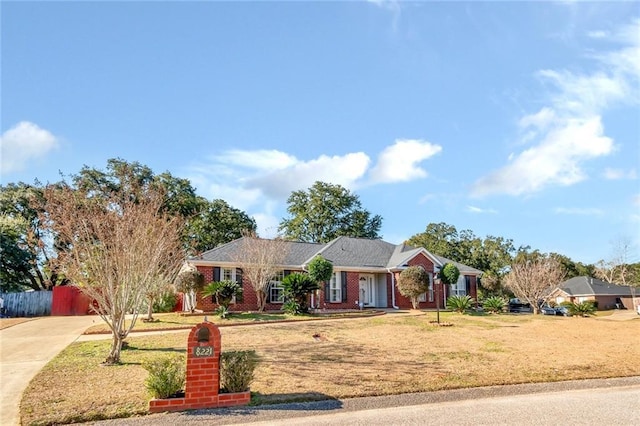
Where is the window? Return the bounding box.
[329,272,341,303]
[450,275,467,296]
[221,267,234,282]
[269,270,285,304]
[418,273,435,302]
[219,267,241,304]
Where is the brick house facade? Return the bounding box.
[188,236,482,312]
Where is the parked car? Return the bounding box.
[508,298,532,313]
[555,305,571,316]
[541,305,557,316]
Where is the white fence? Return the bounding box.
[0,291,52,317]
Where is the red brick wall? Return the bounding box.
[148,321,250,413]
[195,262,478,312]
[195,265,302,312]
[317,271,361,310]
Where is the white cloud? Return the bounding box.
[587,30,608,39]
[466,206,498,214]
[0,121,59,175]
[472,19,639,198]
[368,139,442,184]
[603,168,637,180]
[554,207,604,216]
[187,139,441,234]
[472,117,613,197]
[247,152,370,199]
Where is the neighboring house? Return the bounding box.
[549,276,639,310]
[188,236,482,312]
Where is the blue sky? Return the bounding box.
[1,1,638,265]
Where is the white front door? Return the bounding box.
[359,274,376,307]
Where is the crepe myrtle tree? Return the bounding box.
[233,233,289,312]
[397,266,430,309]
[42,184,184,365]
[505,256,566,314]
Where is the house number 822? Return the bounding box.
[193,346,213,357]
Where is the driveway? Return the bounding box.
[0,315,98,426]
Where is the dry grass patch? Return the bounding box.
[82,311,380,334]
[21,312,640,425]
[0,317,35,330]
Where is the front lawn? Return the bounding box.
[82,310,380,334]
[21,312,640,425]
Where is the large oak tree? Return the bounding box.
[279,181,382,243]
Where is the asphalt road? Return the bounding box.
[88,376,640,426]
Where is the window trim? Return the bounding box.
[329,272,342,303]
[269,270,286,304]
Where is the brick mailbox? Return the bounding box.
[149,321,251,413]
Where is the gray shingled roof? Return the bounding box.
[431,254,484,275]
[193,236,482,274]
[559,276,635,296]
[317,236,397,268]
[196,238,323,267]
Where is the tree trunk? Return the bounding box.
[105,330,124,364]
[256,290,267,312]
[146,298,154,321]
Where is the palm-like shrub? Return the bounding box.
[567,301,596,317]
[446,295,474,313]
[482,296,506,313]
[282,272,319,314]
[203,280,243,314]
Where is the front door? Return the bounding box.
[359,274,376,307]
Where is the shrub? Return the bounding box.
[567,301,596,317]
[283,300,302,315]
[397,266,429,309]
[143,355,185,399]
[220,350,258,393]
[215,305,230,319]
[282,273,319,314]
[482,296,506,313]
[446,295,474,313]
[152,291,178,313]
[203,280,243,310]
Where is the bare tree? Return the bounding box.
[504,257,566,315]
[595,237,636,286]
[233,234,288,312]
[43,185,183,364]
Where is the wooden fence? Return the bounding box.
[0,291,53,317]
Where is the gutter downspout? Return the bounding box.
[387,268,399,309]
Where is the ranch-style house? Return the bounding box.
[188,236,482,312]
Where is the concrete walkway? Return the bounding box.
[0,315,98,426]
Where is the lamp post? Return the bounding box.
[435,277,441,324]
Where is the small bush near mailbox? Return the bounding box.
[220,350,258,393]
[143,354,186,399]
